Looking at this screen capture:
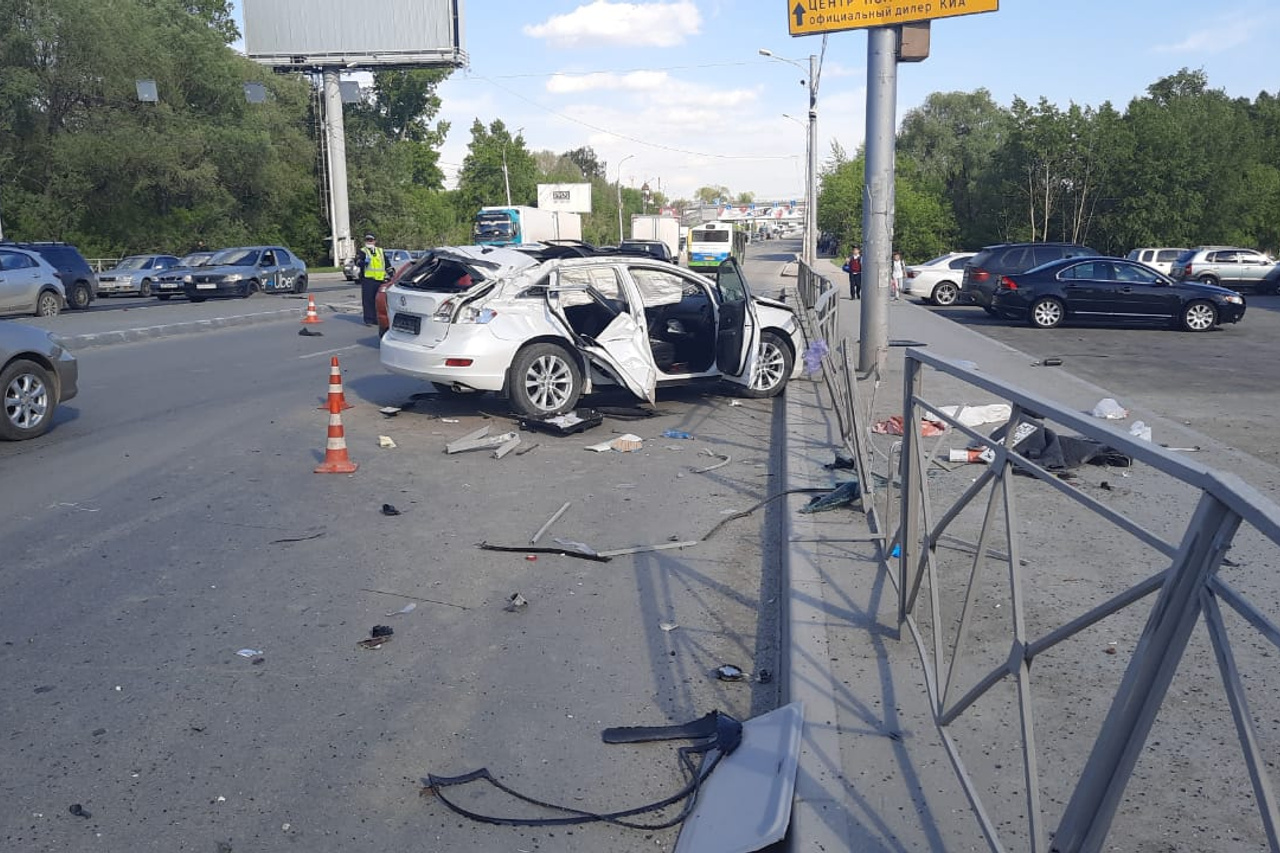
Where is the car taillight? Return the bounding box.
[972,269,990,283]
[998,276,1018,290]
[1183,264,1193,275]
[907,270,919,278]
[432,298,456,322]
[444,358,473,367]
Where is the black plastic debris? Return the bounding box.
[69,804,91,818]
[424,710,743,829]
[519,409,604,436]
[715,664,745,682]
[823,451,857,470]
[799,480,862,514]
[370,625,394,638]
[298,327,323,337]
[357,626,394,650]
[381,503,401,516]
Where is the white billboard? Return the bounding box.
[243,0,467,69]
[537,183,593,214]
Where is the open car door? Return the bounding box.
[714,257,761,386]
[548,268,658,404]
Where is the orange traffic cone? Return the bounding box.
[315,406,358,474]
[302,294,322,324]
[319,355,354,411]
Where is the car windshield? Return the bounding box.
[177,252,215,267]
[115,256,150,270]
[209,249,259,267]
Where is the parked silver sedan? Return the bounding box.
[0,320,78,440]
[97,254,181,297]
[0,246,65,318]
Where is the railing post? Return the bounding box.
[1052,492,1242,852]
[899,350,923,624]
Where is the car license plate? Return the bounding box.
[159,282,179,289]
[391,313,421,335]
[196,283,216,290]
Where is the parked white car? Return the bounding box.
[903,252,976,306]
[1126,247,1189,277]
[380,246,802,417]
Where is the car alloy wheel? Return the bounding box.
[138,278,152,298]
[1030,297,1065,329]
[743,331,793,398]
[510,342,582,417]
[932,282,959,306]
[0,359,54,440]
[1182,300,1217,332]
[35,291,61,317]
[69,282,91,309]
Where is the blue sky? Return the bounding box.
[233,1,1278,203]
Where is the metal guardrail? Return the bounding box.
[793,260,1280,852]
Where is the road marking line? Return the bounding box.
[299,344,361,360]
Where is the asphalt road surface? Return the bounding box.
[0,291,789,851]
[918,294,1280,469]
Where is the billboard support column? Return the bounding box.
[322,70,354,268]
[858,27,897,377]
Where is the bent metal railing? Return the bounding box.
[893,348,1280,853]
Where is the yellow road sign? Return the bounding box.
[788,0,998,37]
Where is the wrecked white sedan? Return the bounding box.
[379,245,802,418]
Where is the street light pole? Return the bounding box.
[759,48,820,267]
[502,127,524,208]
[616,154,634,242]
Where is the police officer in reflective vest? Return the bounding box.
[355,233,386,325]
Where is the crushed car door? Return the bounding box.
[548,265,658,403]
[714,257,761,385]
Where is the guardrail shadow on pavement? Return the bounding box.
[795,260,1280,853]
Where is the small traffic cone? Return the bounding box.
[315,406,358,474]
[319,355,354,411]
[302,294,322,324]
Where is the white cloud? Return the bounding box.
[1153,11,1264,54]
[524,1,701,49]
[546,70,671,94]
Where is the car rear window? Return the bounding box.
[396,255,485,292]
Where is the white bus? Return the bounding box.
[687,221,747,273]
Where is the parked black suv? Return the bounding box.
[3,242,98,309]
[961,242,1096,313]
[617,239,678,264]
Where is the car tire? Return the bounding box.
[1198,275,1220,287]
[508,342,582,417]
[35,290,61,317]
[69,281,92,310]
[157,294,171,301]
[932,282,959,306]
[0,359,56,441]
[741,331,793,398]
[1181,300,1217,332]
[240,279,257,298]
[293,276,308,295]
[138,279,152,298]
[1029,297,1065,329]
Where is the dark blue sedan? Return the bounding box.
[991,257,1246,332]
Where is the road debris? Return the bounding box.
[446,425,520,454]
[520,409,604,435]
[662,428,693,440]
[692,449,732,473]
[69,804,91,818]
[379,406,402,417]
[269,530,326,544]
[479,541,611,563]
[381,503,401,516]
[236,648,263,658]
[799,480,862,514]
[504,593,528,612]
[585,434,643,452]
[378,435,397,448]
[357,626,394,649]
[530,501,572,545]
[1091,398,1128,419]
[715,664,745,682]
[492,435,521,459]
[385,603,417,617]
[360,588,469,610]
[298,327,323,337]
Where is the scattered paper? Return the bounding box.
[378,435,397,448]
[586,433,644,452]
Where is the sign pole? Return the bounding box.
[322,71,354,269]
[858,27,896,376]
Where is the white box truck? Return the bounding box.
[630,214,681,258]
[474,206,581,247]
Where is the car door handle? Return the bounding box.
[1121,287,1133,293]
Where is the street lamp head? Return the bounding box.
[758,48,773,57]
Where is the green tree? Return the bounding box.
[454,119,536,214]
